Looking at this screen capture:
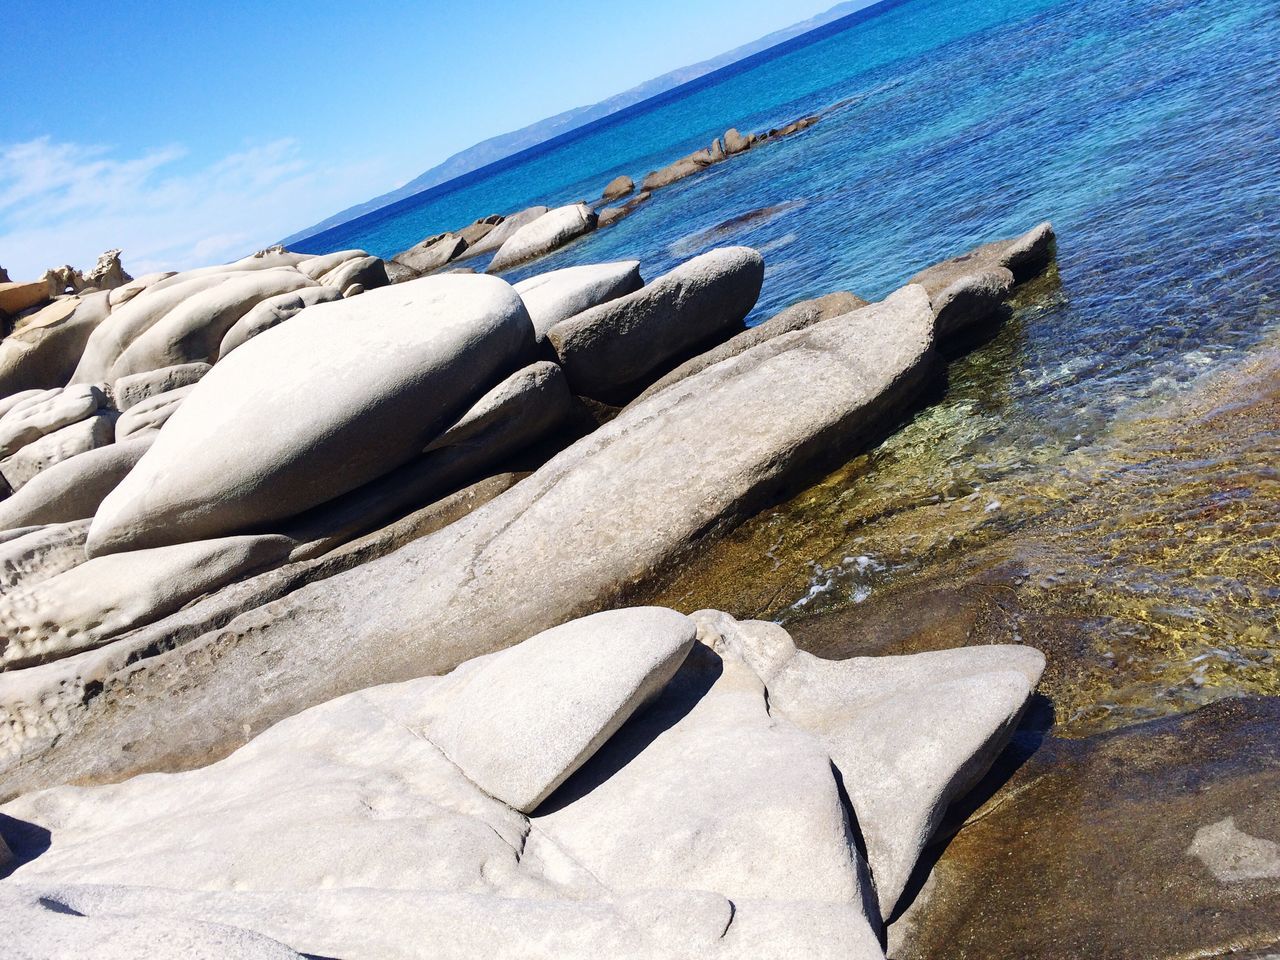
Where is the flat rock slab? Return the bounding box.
[547,246,764,403]
[427,607,696,812]
[893,696,1280,960]
[86,274,535,556]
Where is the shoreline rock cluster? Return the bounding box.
[380,112,824,282]
[0,180,1057,955]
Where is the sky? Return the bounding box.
[0,0,844,279]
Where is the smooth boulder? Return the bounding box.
[86,274,536,556]
[113,361,211,411]
[0,534,293,670]
[392,233,466,274]
[546,246,764,403]
[487,203,598,273]
[0,294,112,396]
[217,287,343,357]
[0,384,107,459]
[427,607,697,811]
[514,261,643,340]
[602,175,635,201]
[109,269,316,378]
[460,206,550,260]
[116,385,192,439]
[0,413,115,491]
[0,435,154,531]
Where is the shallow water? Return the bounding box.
[306,0,1280,732]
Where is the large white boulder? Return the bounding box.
[426,607,696,811]
[109,269,315,378]
[86,274,536,556]
[487,203,598,273]
[460,205,549,260]
[0,384,106,459]
[514,261,643,340]
[217,287,343,358]
[546,247,764,402]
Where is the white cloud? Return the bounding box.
[0,136,389,279]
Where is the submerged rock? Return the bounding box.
[546,247,764,403]
[514,261,644,340]
[86,274,535,556]
[487,203,598,273]
[893,696,1280,959]
[598,191,652,228]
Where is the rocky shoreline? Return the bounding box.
[0,128,1071,958]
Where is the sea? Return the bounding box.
[298,0,1279,733]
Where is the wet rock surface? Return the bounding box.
[892,696,1280,960]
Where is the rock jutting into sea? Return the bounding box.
[0,187,1061,958]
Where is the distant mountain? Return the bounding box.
[283,1,870,245]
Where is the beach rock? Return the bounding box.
[0,534,293,670]
[632,291,867,404]
[392,233,467,274]
[295,249,367,280]
[109,269,316,378]
[0,520,91,592]
[143,250,310,295]
[428,607,696,812]
[546,246,764,403]
[342,283,364,298]
[894,696,1280,960]
[724,128,754,155]
[113,361,211,411]
[532,638,875,920]
[487,203,598,273]
[0,436,154,532]
[0,413,115,492]
[1,885,304,960]
[71,273,249,384]
[514,261,644,339]
[115,385,192,440]
[1,286,938,791]
[81,249,132,291]
[696,612,1044,918]
[0,384,107,459]
[288,360,574,553]
[640,157,703,191]
[319,255,388,292]
[0,390,46,422]
[602,175,635,201]
[709,138,726,163]
[108,271,175,307]
[598,192,652,229]
[0,282,49,316]
[217,287,343,358]
[0,294,112,396]
[460,206,550,260]
[907,222,1056,338]
[86,274,536,556]
[458,218,499,246]
[382,259,422,284]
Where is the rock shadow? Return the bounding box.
[0,812,51,880]
[532,645,724,816]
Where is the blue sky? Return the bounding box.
[0,0,843,278]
